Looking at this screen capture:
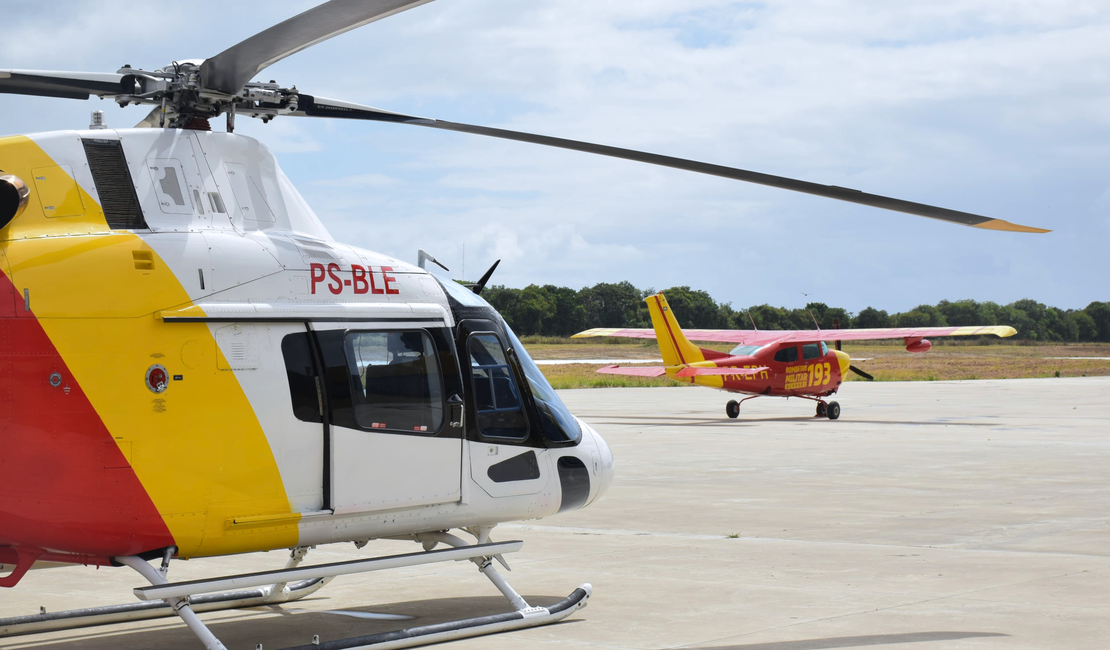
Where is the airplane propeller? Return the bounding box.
[848,365,875,381]
[832,319,874,381]
[0,0,1050,233]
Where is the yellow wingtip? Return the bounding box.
[973,219,1051,234]
[572,328,615,339]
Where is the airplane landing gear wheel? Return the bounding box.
[815,402,827,417]
[726,400,740,419]
[826,401,840,420]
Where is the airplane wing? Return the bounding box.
[674,366,770,378]
[596,365,667,377]
[574,327,775,345]
[574,325,1016,345]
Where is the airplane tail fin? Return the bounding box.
[645,292,705,367]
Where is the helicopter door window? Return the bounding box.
[802,343,821,360]
[282,333,323,423]
[773,345,799,363]
[344,331,444,434]
[468,333,529,440]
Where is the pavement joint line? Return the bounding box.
[668,567,1094,650]
[501,524,1110,560]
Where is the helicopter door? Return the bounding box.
[456,319,553,498]
[312,324,464,514]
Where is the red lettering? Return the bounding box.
[369,267,384,295]
[351,266,368,294]
[382,266,400,295]
[310,263,325,294]
[327,263,342,295]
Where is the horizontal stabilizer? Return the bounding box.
[596,365,667,377]
[675,366,769,378]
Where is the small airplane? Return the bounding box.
[0,0,1045,648]
[574,292,1017,420]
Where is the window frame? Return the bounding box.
[341,328,447,437]
[773,345,800,363]
[465,330,531,442]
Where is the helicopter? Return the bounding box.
[0,1,1049,649]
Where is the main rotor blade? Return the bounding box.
[0,69,132,101]
[201,0,436,95]
[295,95,1049,233]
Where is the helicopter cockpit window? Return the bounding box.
[802,343,821,360]
[773,345,799,363]
[468,333,529,439]
[344,331,444,434]
[504,326,581,444]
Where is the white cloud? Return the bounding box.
[4,0,1109,311]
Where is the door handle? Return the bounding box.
[448,394,464,429]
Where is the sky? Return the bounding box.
[3,0,1109,313]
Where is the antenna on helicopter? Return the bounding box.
[469,260,501,296]
[417,249,449,272]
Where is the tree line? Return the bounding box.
[479,281,1110,342]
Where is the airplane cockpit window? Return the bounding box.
[504,326,581,444]
[773,345,799,363]
[820,341,829,356]
[802,343,821,360]
[468,333,529,439]
[728,344,763,357]
[344,331,444,434]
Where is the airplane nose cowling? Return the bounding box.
[834,350,851,379]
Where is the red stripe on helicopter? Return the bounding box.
[310,263,400,296]
[0,271,175,575]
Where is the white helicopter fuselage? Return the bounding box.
[0,127,613,567]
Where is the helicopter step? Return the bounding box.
[0,545,329,638]
[0,576,328,636]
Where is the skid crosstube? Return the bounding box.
[133,541,523,601]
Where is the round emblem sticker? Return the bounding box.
[146,364,169,394]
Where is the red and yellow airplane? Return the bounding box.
[574,293,1016,420]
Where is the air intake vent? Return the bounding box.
[82,139,147,230]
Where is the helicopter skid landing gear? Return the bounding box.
[1,532,590,650]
